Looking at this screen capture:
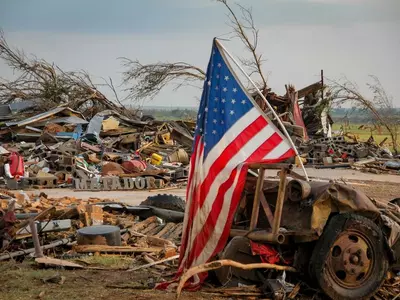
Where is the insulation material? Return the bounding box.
[102,117,120,132]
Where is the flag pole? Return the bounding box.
[215,39,309,181]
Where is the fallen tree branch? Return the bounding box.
[176,259,297,298]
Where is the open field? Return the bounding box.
[332,123,399,151]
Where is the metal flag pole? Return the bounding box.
[215,39,309,181]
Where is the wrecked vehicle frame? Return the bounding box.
[209,163,398,300]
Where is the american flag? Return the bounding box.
[174,39,295,288]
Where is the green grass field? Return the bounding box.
[332,123,399,151]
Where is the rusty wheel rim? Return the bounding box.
[326,230,374,288]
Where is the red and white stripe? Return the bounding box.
[177,107,295,279]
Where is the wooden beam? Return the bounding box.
[249,168,265,230]
[73,245,163,254]
[272,168,288,235]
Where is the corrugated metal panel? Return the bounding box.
[33,116,88,126]
[5,107,86,127]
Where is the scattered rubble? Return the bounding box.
[0,106,194,190]
[0,74,398,190]
[0,190,183,273]
[298,135,399,174]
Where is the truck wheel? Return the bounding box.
[309,213,388,300]
[140,194,185,212]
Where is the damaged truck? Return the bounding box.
[181,164,400,300]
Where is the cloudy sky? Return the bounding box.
[1,0,399,107]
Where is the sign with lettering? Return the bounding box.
[73,176,165,190]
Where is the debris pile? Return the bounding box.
[0,105,195,190]
[0,190,183,272]
[375,276,400,299]
[298,135,399,174]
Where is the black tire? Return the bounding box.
[390,198,400,207]
[309,213,388,300]
[140,194,185,212]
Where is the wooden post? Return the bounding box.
[272,168,288,235]
[249,168,265,230]
[29,218,44,258]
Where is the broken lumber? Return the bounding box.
[130,216,158,232]
[142,254,167,271]
[0,238,71,261]
[16,206,56,230]
[155,222,175,238]
[141,222,158,235]
[288,282,301,299]
[146,235,175,248]
[35,257,84,269]
[73,245,163,254]
[164,223,183,241]
[126,254,179,272]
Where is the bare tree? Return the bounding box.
[217,0,267,91]
[330,75,399,154]
[0,30,132,119]
[120,60,206,101]
[121,0,268,101]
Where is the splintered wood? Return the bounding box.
[0,190,184,274]
[374,276,400,300]
[73,245,163,254]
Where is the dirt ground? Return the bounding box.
[0,261,214,300]
[350,180,400,202]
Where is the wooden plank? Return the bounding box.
[154,222,175,238]
[146,236,175,248]
[130,216,158,233]
[127,255,179,272]
[272,168,288,235]
[141,222,158,235]
[249,168,265,230]
[167,223,184,241]
[36,257,84,269]
[16,206,56,230]
[73,245,163,254]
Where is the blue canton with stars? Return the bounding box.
[195,39,255,159]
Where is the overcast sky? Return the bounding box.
[1,0,399,107]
